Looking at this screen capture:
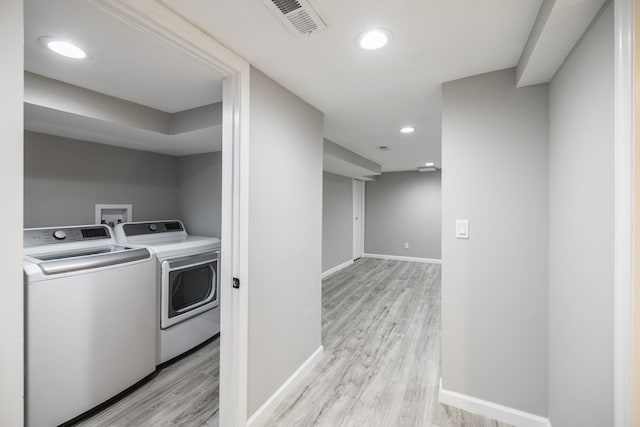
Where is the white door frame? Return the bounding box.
[91,1,250,425]
[352,179,365,259]
[614,0,634,425]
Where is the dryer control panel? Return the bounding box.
[121,221,184,236]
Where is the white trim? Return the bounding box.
[363,253,441,264]
[439,379,552,427]
[247,346,324,427]
[614,0,635,426]
[89,2,251,426]
[321,259,354,279]
[235,51,251,427]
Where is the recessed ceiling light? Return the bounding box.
[356,28,392,50]
[425,162,435,167]
[38,36,87,59]
[400,126,415,134]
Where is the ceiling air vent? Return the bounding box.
[262,0,327,37]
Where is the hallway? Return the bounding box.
[265,259,510,427]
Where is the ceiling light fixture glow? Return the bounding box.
[357,28,392,50]
[400,126,415,134]
[425,162,435,167]
[38,36,86,59]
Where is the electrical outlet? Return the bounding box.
[404,242,409,249]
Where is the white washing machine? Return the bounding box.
[114,220,221,364]
[23,224,156,427]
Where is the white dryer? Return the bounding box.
[23,224,156,427]
[114,220,221,364]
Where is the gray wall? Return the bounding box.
[364,171,441,259]
[24,131,180,227]
[441,68,549,415]
[322,172,353,272]
[177,151,222,237]
[548,3,614,426]
[0,0,23,424]
[247,67,323,415]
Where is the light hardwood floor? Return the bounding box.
[73,338,219,427]
[74,258,508,427]
[264,259,511,427]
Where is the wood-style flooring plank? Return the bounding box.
[264,258,512,427]
[72,337,219,427]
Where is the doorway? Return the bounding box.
[352,179,365,260]
[20,1,250,426]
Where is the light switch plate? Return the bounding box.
[455,219,469,239]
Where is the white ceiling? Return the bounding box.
[516,0,606,86]
[24,0,601,168]
[24,0,224,156]
[163,0,544,171]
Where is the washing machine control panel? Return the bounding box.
[53,230,67,240]
[24,226,112,247]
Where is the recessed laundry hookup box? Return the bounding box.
[95,204,133,228]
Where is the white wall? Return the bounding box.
[364,171,441,260]
[24,132,180,227]
[0,1,23,425]
[441,68,549,415]
[247,67,323,415]
[548,3,614,426]
[322,172,353,272]
[177,151,222,237]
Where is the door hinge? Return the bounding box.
[233,277,240,289]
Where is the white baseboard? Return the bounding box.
[321,259,354,279]
[363,253,441,264]
[248,346,324,427]
[439,379,551,427]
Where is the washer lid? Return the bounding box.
[25,246,151,275]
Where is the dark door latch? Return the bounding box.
[233,277,240,289]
